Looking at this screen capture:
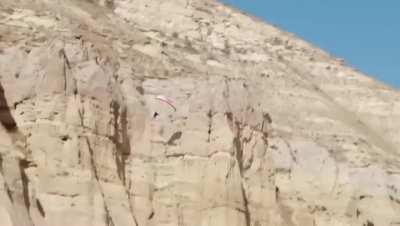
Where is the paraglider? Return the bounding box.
[153,95,176,119]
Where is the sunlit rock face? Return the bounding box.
[0,1,400,226]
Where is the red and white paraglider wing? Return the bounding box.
[155,95,176,112]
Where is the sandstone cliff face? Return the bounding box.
[1,1,400,226]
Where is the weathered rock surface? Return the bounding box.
[0,0,400,226]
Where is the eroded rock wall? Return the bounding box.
[0,0,400,226]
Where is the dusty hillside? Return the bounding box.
[0,0,400,226]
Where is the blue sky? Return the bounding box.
[220,0,400,88]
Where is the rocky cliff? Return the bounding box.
[0,0,400,226]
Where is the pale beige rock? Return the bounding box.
[0,0,400,226]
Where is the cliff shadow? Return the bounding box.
[111,100,131,185]
[0,82,17,132]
